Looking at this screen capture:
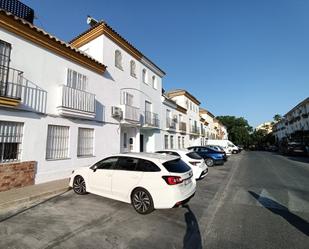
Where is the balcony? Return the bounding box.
[166,117,176,130]
[0,66,23,106]
[143,111,159,128]
[190,126,200,135]
[57,85,96,119]
[120,104,140,124]
[179,122,187,133]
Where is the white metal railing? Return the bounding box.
[166,117,176,129]
[0,66,23,99]
[60,85,95,113]
[145,111,159,127]
[122,104,140,122]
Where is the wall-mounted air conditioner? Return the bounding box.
[111,106,122,117]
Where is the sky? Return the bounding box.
[22,0,309,127]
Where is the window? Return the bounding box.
[164,135,168,149]
[152,75,157,89]
[115,50,123,69]
[178,136,181,149]
[130,60,136,77]
[121,92,133,106]
[136,159,161,172]
[116,157,138,171]
[0,121,23,163]
[123,133,127,148]
[142,69,148,83]
[93,157,118,170]
[170,136,174,149]
[0,40,12,97]
[186,152,202,159]
[67,69,87,91]
[163,159,191,173]
[46,125,69,160]
[182,137,185,148]
[77,128,94,157]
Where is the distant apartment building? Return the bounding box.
[256,122,273,134]
[273,97,309,143]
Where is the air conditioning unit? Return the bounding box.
[111,106,122,117]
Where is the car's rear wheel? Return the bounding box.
[205,158,214,167]
[73,176,87,195]
[131,188,154,215]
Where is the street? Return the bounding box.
[0,152,308,249]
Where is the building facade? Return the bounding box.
[0,3,228,191]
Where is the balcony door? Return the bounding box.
[145,101,152,124]
[0,40,11,97]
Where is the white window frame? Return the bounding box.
[152,75,157,89]
[164,135,168,149]
[67,68,88,91]
[142,69,148,84]
[115,50,123,70]
[77,128,94,157]
[46,125,70,160]
[0,121,23,163]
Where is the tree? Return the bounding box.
[273,114,282,122]
[216,116,252,146]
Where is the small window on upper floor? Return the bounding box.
[130,60,136,77]
[115,50,123,70]
[142,69,148,84]
[152,75,157,89]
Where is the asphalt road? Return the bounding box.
[0,152,308,249]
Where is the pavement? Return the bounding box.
[0,178,70,215]
[0,152,308,249]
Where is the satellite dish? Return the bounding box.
[87,16,98,26]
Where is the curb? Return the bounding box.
[0,187,71,212]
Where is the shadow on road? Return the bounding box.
[248,191,309,236]
[183,204,202,249]
[286,156,309,164]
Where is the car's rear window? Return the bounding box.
[162,159,191,173]
[186,152,202,159]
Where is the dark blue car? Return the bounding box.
[187,146,225,167]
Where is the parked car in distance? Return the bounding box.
[206,145,228,161]
[187,146,226,167]
[70,153,196,215]
[155,149,208,180]
[281,142,307,156]
[205,139,240,155]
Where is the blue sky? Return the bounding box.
[23,0,309,127]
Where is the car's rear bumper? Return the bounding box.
[173,192,196,207]
[198,168,208,180]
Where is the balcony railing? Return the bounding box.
[179,122,186,132]
[190,126,200,135]
[58,85,95,118]
[144,111,159,128]
[121,104,140,122]
[0,66,23,100]
[166,117,176,129]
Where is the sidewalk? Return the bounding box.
[0,178,70,213]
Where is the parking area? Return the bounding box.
[0,155,240,249]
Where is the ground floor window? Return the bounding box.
[123,132,127,149]
[164,135,168,149]
[78,128,94,157]
[46,125,69,160]
[170,136,174,149]
[178,136,181,149]
[0,121,23,163]
[182,137,185,148]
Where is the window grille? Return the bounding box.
[182,137,185,148]
[77,128,94,157]
[130,60,136,77]
[170,136,174,149]
[115,50,122,69]
[164,135,168,149]
[121,92,133,106]
[178,136,181,149]
[46,125,69,160]
[67,68,87,91]
[0,121,23,163]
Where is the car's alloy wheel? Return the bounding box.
[205,158,214,167]
[73,176,87,195]
[131,188,154,215]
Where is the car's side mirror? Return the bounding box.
[91,165,98,172]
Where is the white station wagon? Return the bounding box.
[69,153,196,214]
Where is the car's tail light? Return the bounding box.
[190,161,199,166]
[162,176,183,185]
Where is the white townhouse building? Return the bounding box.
[161,93,189,150]
[69,19,165,154]
[199,108,216,139]
[0,4,166,190]
[273,97,309,143]
[165,90,201,147]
